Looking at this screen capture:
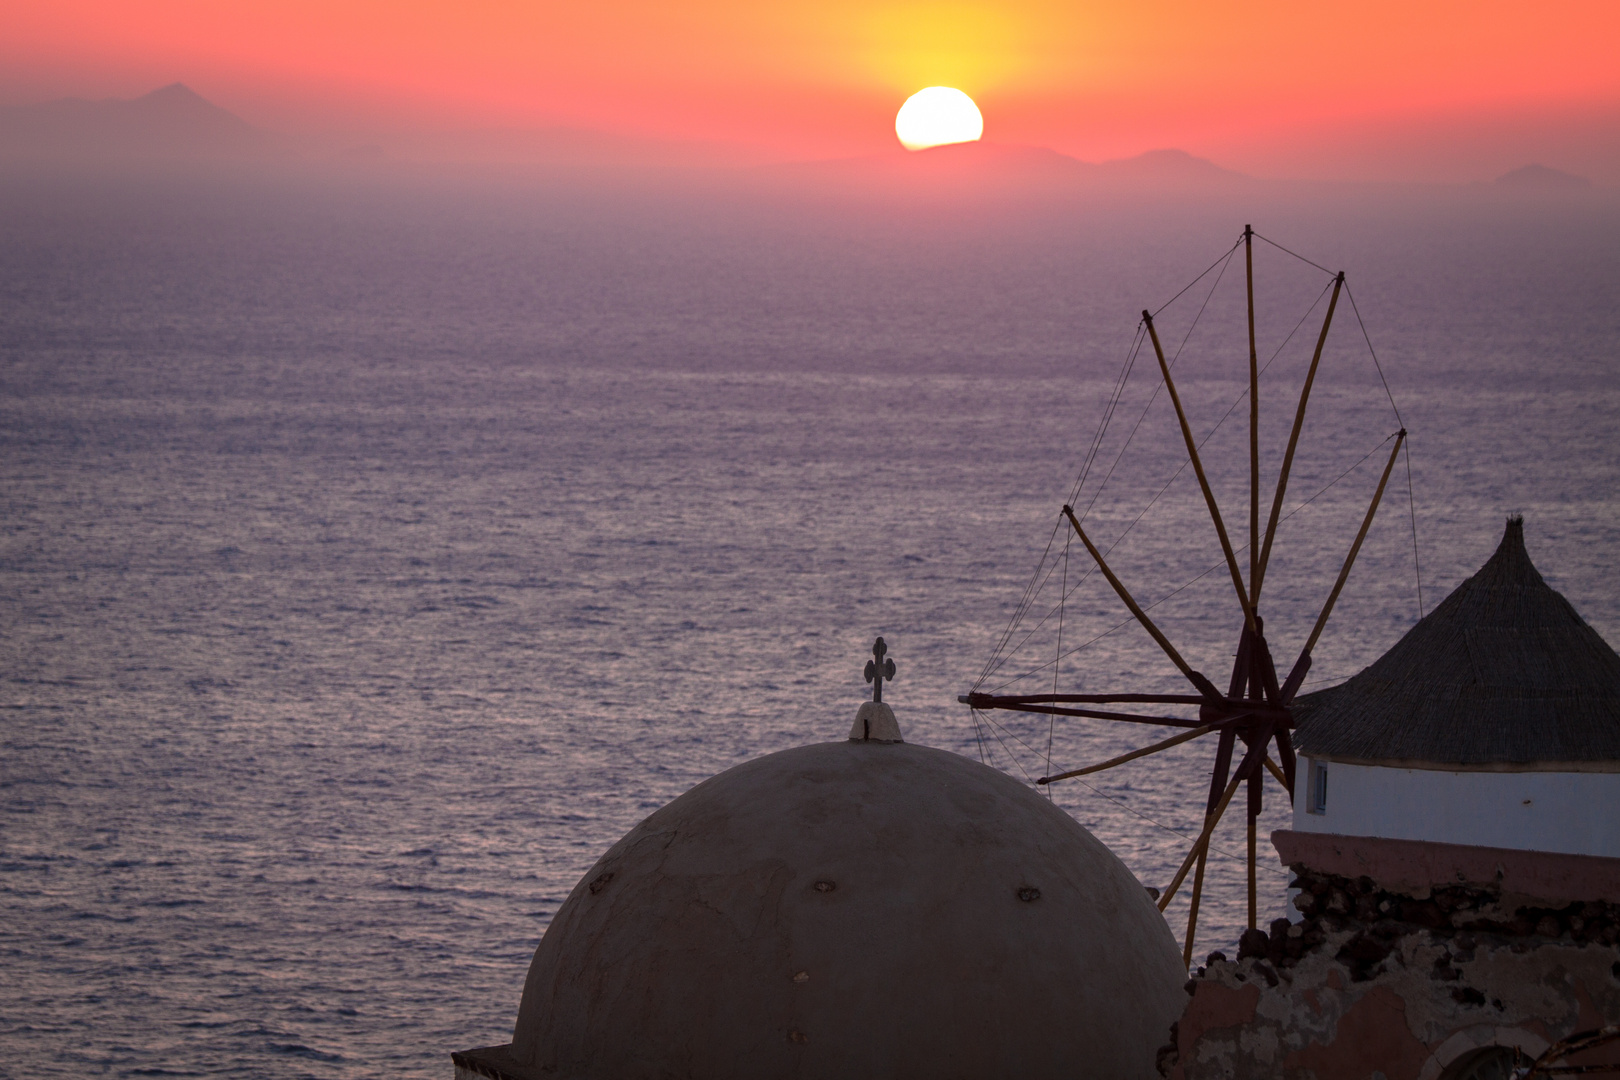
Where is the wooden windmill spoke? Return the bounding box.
[1279,653,1313,705]
[1158,726,1273,912]
[1253,633,1285,707]
[1037,722,1218,785]
[1182,728,1290,960]
[1263,754,1289,788]
[1158,768,1242,912]
[1254,271,1344,606]
[1281,430,1407,698]
[1183,848,1209,967]
[1248,790,1260,927]
[1231,621,1284,710]
[1245,225,1260,606]
[966,692,1213,706]
[1246,758,1269,927]
[1274,729,1297,794]
[1142,311,1257,634]
[963,699,1208,728]
[1182,711,1237,963]
[1206,727,1237,814]
[962,691,1289,720]
[1227,624,1254,699]
[1060,504,1224,702]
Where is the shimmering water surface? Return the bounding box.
[3,169,1618,1077]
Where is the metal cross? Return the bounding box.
[864,637,896,703]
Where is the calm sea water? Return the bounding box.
[2,165,1618,1077]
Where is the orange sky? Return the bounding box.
[5,0,1619,177]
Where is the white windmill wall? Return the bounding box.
[1292,755,1620,858]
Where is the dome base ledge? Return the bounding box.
[452,1044,538,1080]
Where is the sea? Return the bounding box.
[2,161,1617,1077]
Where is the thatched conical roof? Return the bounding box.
[1292,518,1620,767]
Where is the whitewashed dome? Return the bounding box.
[457,707,1185,1080]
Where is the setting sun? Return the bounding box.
[894,87,984,151]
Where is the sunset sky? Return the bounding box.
[5,0,1618,179]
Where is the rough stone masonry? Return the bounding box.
[1159,865,1620,1079]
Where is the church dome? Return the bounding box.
[463,719,1185,1080]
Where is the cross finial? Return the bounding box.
[864,636,896,703]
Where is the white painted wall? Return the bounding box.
[1292,756,1620,858]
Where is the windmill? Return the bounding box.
[961,225,1415,966]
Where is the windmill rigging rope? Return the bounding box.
[1343,279,1423,619]
[984,429,1403,693]
[1343,282,1405,428]
[1067,775,1293,881]
[970,707,990,765]
[1403,442,1425,617]
[974,515,1066,689]
[968,231,1410,902]
[976,239,1244,692]
[979,273,1333,691]
[977,709,1044,787]
[1151,232,1247,318]
[1247,241,1422,623]
[1253,231,1335,277]
[976,325,1148,689]
[976,234,1367,698]
[1075,243,1239,523]
[1068,323,1149,508]
[1249,232,1406,433]
[1058,276,1332,605]
[976,328,1150,690]
[976,244,1242,690]
[976,709,1288,878]
[1089,271,1334,531]
[1047,530,1069,793]
[1065,273,1334,581]
[975,335,1150,691]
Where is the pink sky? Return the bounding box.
[4,0,1618,180]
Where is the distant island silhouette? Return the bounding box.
[1494,163,1592,189]
[0,83,264,158]
[0,84,1607,190]
[756,140,1252,193]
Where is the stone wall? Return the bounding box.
[1160,866,1620,1080]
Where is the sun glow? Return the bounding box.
[894,86,984,151]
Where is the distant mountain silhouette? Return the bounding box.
[0,86,1261,183]
[1093,148,1247,182]
[0,83,266,159]
[900,140,1087,172]
[761,140,1248,192]
[387,124,772,170]
[1493,163,1591,189]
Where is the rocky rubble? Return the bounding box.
[1157,869,1620,1080]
